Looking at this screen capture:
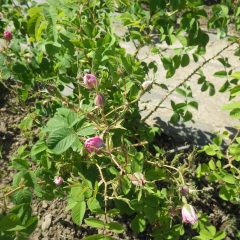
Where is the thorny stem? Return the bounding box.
[190,187,214,193]
[163,165,185,185]
[147,160,185,185]
[96,164,108,231]
[142,42,235,122]
[108,150,125,174]
[110,141,148,153]
[4,185,24,198]
[2,180,46,199]
[224,129,240,176]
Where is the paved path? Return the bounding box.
[114,18,240,145]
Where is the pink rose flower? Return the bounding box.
[3,31,13,41]
[54,176,64,185]
[84,136,104,153]
[181,204,198,224]
[83,74,98,89]
[95,94,105,107]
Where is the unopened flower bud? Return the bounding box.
[54,176,64,185]
[83,73,98,89]
[142,81,153,91]
[3,31,12,41]
[180,186,189,196]
[181,204,198,225]
[84,136,104,153]
[95,94,105,107]
[128,172,146,186]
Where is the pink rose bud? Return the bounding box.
[128,172,146,186]
[95,94,105,107]
[3,31,13,41]
[142,81,153,90]
[83,73,98,89]
[84,136,104,153]
[54,176,64,185]
[181,204,198,225]
[180,186,189,196]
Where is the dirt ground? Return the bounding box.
[1,83,240,239]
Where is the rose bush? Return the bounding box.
[0,0,240,239]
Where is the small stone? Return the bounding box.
[42,201,48,209]
[66,214,71,222]
[0,122,7,133]
[41,214,52,231]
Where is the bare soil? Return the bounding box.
[0,80,239,240]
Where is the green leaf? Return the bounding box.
[176,88,187,97]
[19,115,33,131]
[24,216,38,234]
[199,228,214,238]
[82,234,114,240]
[7,225,26,232]
[27,7,44,38]
[0,214,21,232]
[12,158,29,171]
[214,71,227,78]
[13,171,26,188]
[208,159,216,170]
[170,0,186,10]
[87,197,102,213]
[203,145,218,156]
[47,128,77,154]
[231,71,240,79]
[131,215,146,233]
[224,102,240,110]
[44,6,58,42]
[170,113,180,124]
[121,175,132,195]
[85,218,105,228]
[230,85,240,97]
[71,201,86,225]
[209,84,215,96]
[107,222,124,233]
[77,125,96,137]
[223,174,236,184]
[189,101,198,109]
[31,140,48,157]
[230,108,240,119]
[181,54,190,67]
[173,55,181,69]
[67,186,86,208]
[219,186,232,201]
[214,230,226,240]
[12,188,32,205]
[106,0,115,11]
[183,111,192,122]
[131,152,144,172]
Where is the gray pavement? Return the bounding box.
[113,17,240,145]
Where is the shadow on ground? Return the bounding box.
[153,117,237,146]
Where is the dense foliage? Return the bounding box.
[0,0,240,239]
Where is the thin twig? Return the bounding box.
[96,164,108,229]
[142,42,235,122]
[146,160,185,185]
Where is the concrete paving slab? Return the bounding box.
[112,16,240,145]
